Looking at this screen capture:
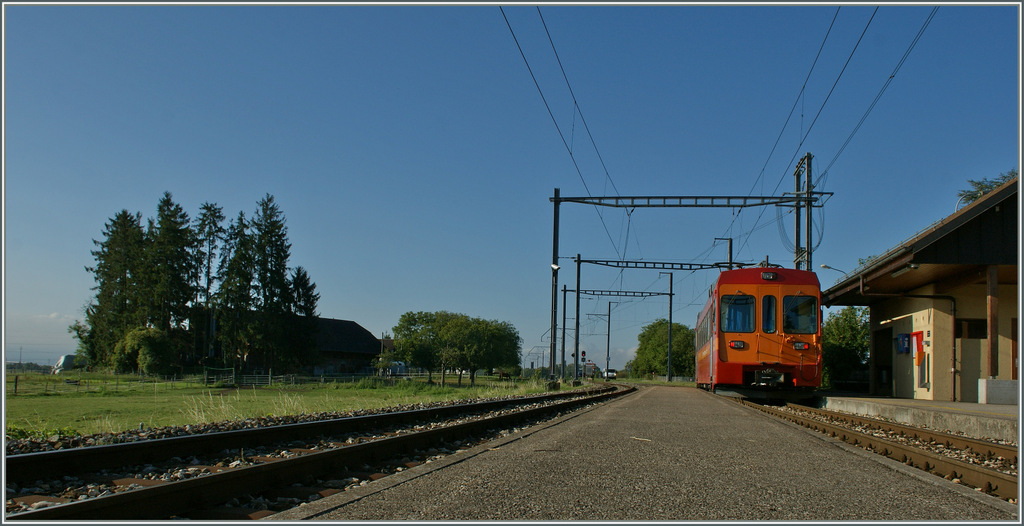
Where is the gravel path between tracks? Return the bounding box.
[270,386,1018,521]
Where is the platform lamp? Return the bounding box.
[820,264,848,275]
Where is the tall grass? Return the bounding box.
[5,373,564,438]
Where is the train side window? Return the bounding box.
[721,295,755,333]
[762,295,777,334]
[783,296,818,334]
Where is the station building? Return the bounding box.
[822,177,1018,403]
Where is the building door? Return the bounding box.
[872,328,893,397]
[956,319,986,403]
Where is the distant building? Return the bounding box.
[823,177,1018,403]
[312,318,386,375]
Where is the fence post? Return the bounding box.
[13,375,17,395]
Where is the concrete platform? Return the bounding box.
[821,395,1020,442]
[268,386,1017,521]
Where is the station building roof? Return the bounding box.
[822,177,1018,307]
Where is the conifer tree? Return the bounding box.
[72,210,147,368]
[193,202,225,360]
[286,266,320,367]
[214,211,256,370]
[145,192,196,333]
[251,194,292,371]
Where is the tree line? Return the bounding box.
[390,311,522,386]
[69,192,320,376]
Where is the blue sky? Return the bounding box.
[3,3,1020,372]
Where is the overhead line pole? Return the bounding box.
[549,188,560,386]
[574,254,582,380]
[660,272,674,382]
[561,285,568,380]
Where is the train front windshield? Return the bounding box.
[783,296,818,334]
[720,295,755,333]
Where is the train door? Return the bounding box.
[758,286,781,363]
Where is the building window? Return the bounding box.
[955,319,988,339]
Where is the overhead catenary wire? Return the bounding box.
[701,8,842,274]
[734,7,880,260]
[499,6,623,260]
[536,6,644,275]
[816,6,940,188]
[535,6,646,293]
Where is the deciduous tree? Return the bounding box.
[625,318,695,378]
[821,306,869,389]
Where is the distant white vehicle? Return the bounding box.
[385,361,407,376]
[52,354,80,374]
[604,369,617,379]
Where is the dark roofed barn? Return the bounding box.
[313,318,384,375]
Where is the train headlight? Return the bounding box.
[728,340,746,349]
[793,342,809,350]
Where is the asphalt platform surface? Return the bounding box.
[269,385,1018,521]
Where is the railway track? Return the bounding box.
[6,384,633,520]
[736,398,1018,502]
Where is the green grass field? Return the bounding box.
[4,371,571,438]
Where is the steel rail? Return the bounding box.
[7,385,634,520]
[787,403,1018,464]
[5,385,614,485]
[739,399,1017,501]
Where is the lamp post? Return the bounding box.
[819,264,848,275]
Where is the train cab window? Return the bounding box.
[721,295,755,333]
[783,296,818,334]
[762,295,777,334]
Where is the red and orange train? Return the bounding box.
[695,266,822,400]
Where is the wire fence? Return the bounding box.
[5,369,530,397]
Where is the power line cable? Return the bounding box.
[499,6,623,259]
[816,6,940,188]
[537,7,624,198]
[536,7,640,266]
[745,7,842,202]
[706,8,841,269]
[735,7,879,259]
